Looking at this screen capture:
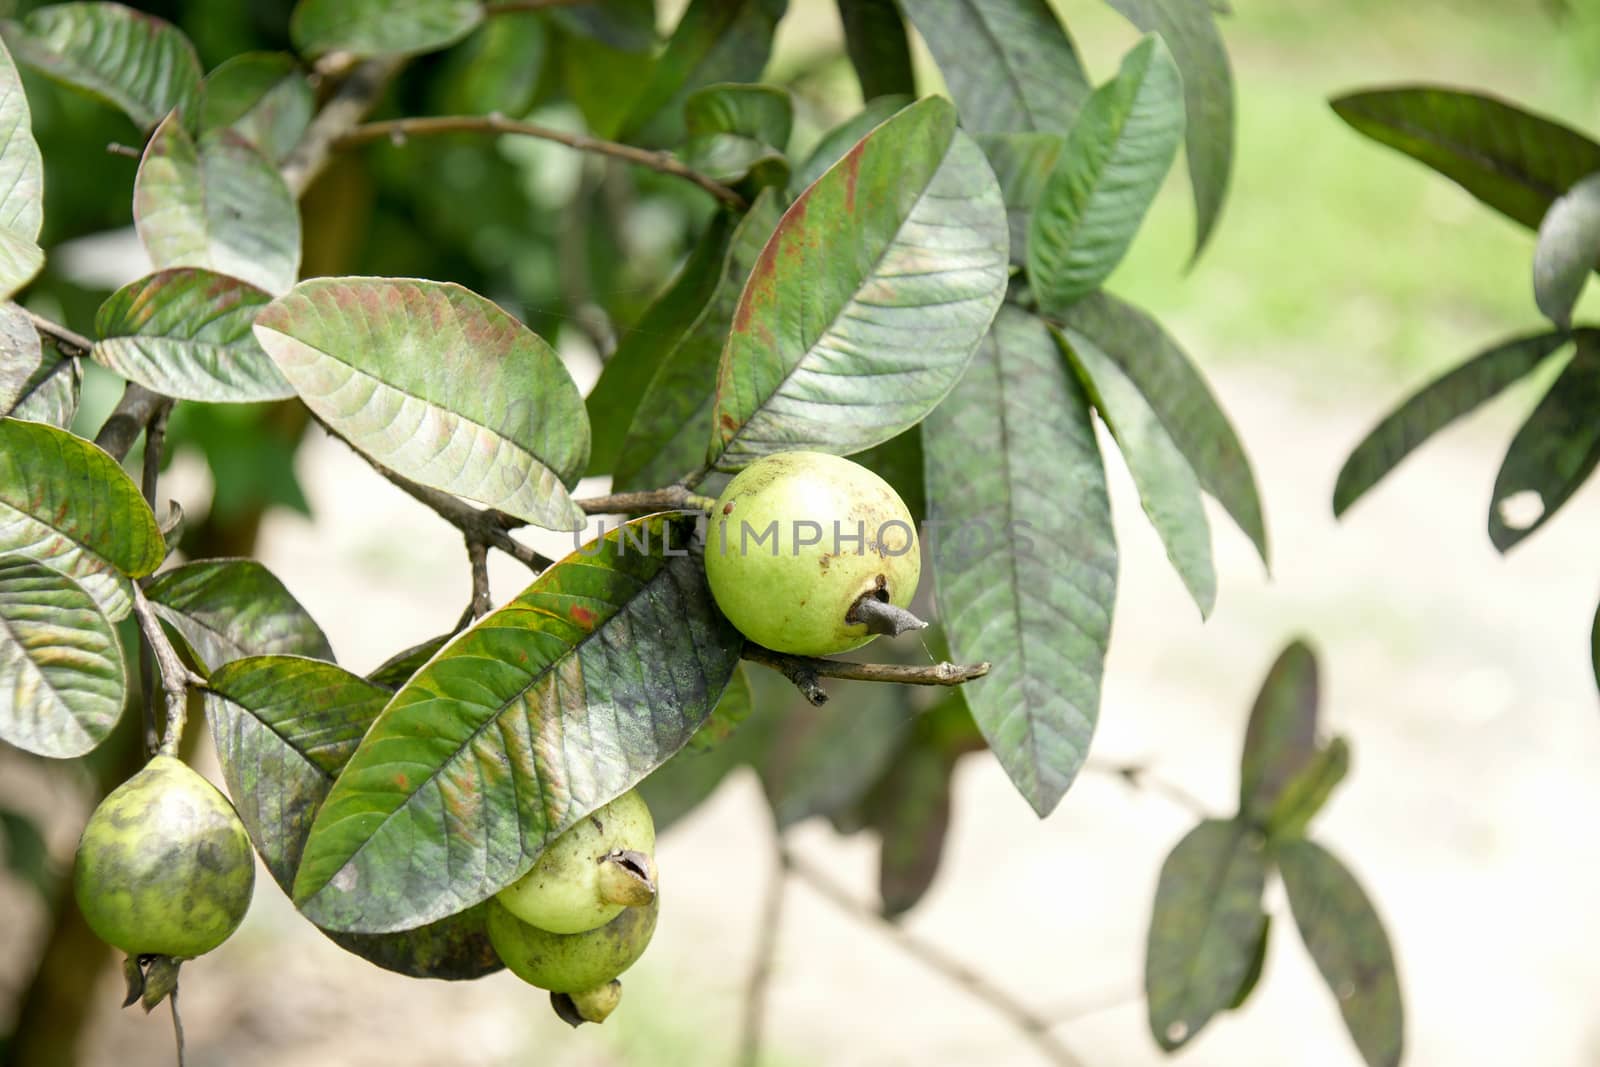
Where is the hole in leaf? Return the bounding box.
[1496,490,1545,530]
[1166,1020,1189,1044]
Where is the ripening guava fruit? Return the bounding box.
[495,789,657,934]
[487,891,660,993]
[704,451,921,656]
[73,755,255,959]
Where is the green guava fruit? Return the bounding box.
[495,790,657,934]
[73,755,256,959]
[704,451,921,656]
[487,892,660,993]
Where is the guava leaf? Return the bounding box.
[144,558,334,673]
[1334,331,1569,517]
[708,96,1008,470]
[199,52,314,166]
[1237,639,1319,823]
[1053,290,1267,566]
[899,0,1089,134]
[684,662,753,753]
[680,83,793,189]
[93,268,292,403]
[1532,171,1600,329]
[615,189,783,491]
[1266,735,1349,841]
[367,632,454,691]
[289,0,484,60]
[1591,599,1599,698]
[1331,86,1600,234]
[205,655,502,979]
[618,0,786,147]
[848,425,925,525]
[639,665,770,831]
[585,213,734,476]
[0,557,126,758]
[1028,35,1184,311]
[976,132,1064,266]
[1227,913,1270,1011]
[0,418,164,621]
[3,340,79,428]
[0,805,52,896]
[1276,840,1404,1067]
[134,114,301,296]
[0,2,201,132]
[0,35,44,301]
[1105,0,1235,258]
[293,515,743,933]
[548,0,656,53]
[836,0,914,103]
[1487,329,1600,552]
[1145,819,1268,1051]
[1059,325,1215,617]
[790,94,910,194]
[0,302,42,413]
[254,277,590,531]
[924,306,1116,816]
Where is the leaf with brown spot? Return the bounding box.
[293,515,743,933]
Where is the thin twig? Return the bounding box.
[130,586,205,759]
[743,645,990,707]
[783,849,1089,1067]
[26,310,92,358]
[338,114,747,210]
[466,536,493,618]
[313,417,557,572]
[738,840,788,1067]
[1044,984,1144,1027]
[169,984,186,1067]
[138,402,172,756]
[93,383,168,462]
[1085,759,1211,818]
[281,57,406,197]
[576,484,715,516]
[106,142,141,159]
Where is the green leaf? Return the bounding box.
[586,214,734,476]
[254,277,590,531]
[1237,639,1318,823]
[134,114,301,296]
[367,632,454,691]
[0,302,42,413]
[144,558,334,673]
[1276,840,1404,1067]
[0,2,201,132]
[1593,599,1599,698]
[679,132,788,189]
[1331,87,1600,234]
[685,82,792,148]
[1266,735,1350,841]
[847,425,925,526]
[976,132,1064,266]
[1028,36,1185,311]
[0,806,52,896]
[1059,325,1215,617]
[1488,330,1600,552]
[1145,819,1268,1051]
[1227,913,1269,1011]
[93,268,292,403]
[292,515,743,933]
[1054,291,1267,565]
[708,97,1009,470]
[836,0,915,102]
[0,417,163,620]
[866,700,971,917]
[639,667,772,831]
[899,0,1089,134]
[205,655,502,979]
[1533,171,1600,329]
[0,557,126,758]
[3,340,79,427]
[1105,0,1235,257]
[0,36,44,301]
[756,682,912,830]
[790,94,911,195]
[199,52,314,166]
[924,306,1116,815]
[289,0,484,60]
[619,0,786,147]
[1334,331,1569,517]
[548,0,657,53]
[684,662,753,753]
[615,189,784,491]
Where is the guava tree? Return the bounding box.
[0,2,1400,1065]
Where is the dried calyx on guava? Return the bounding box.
[704,451,924,657]
[487,891,660,1000]
[494,789,657,934]
[73,755,256,1008]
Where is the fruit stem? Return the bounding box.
[130,585,203,759]
[847,595,929,637]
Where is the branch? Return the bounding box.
[337,114,747,210]
[738,840,788,1067]
[314,418,557,572]
[136,401,173,753]
[1085,759,1211,818]
[281,57,406,197]
[465,536,493,618]
[129,585,205,760]
[783,849,1089,1067]
[575,484,715,516]
[26,310,92,358]
[743,645,990,706]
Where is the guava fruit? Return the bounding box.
[495,790,657,934]
[487,891,660,993]
[704,451,922,656]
